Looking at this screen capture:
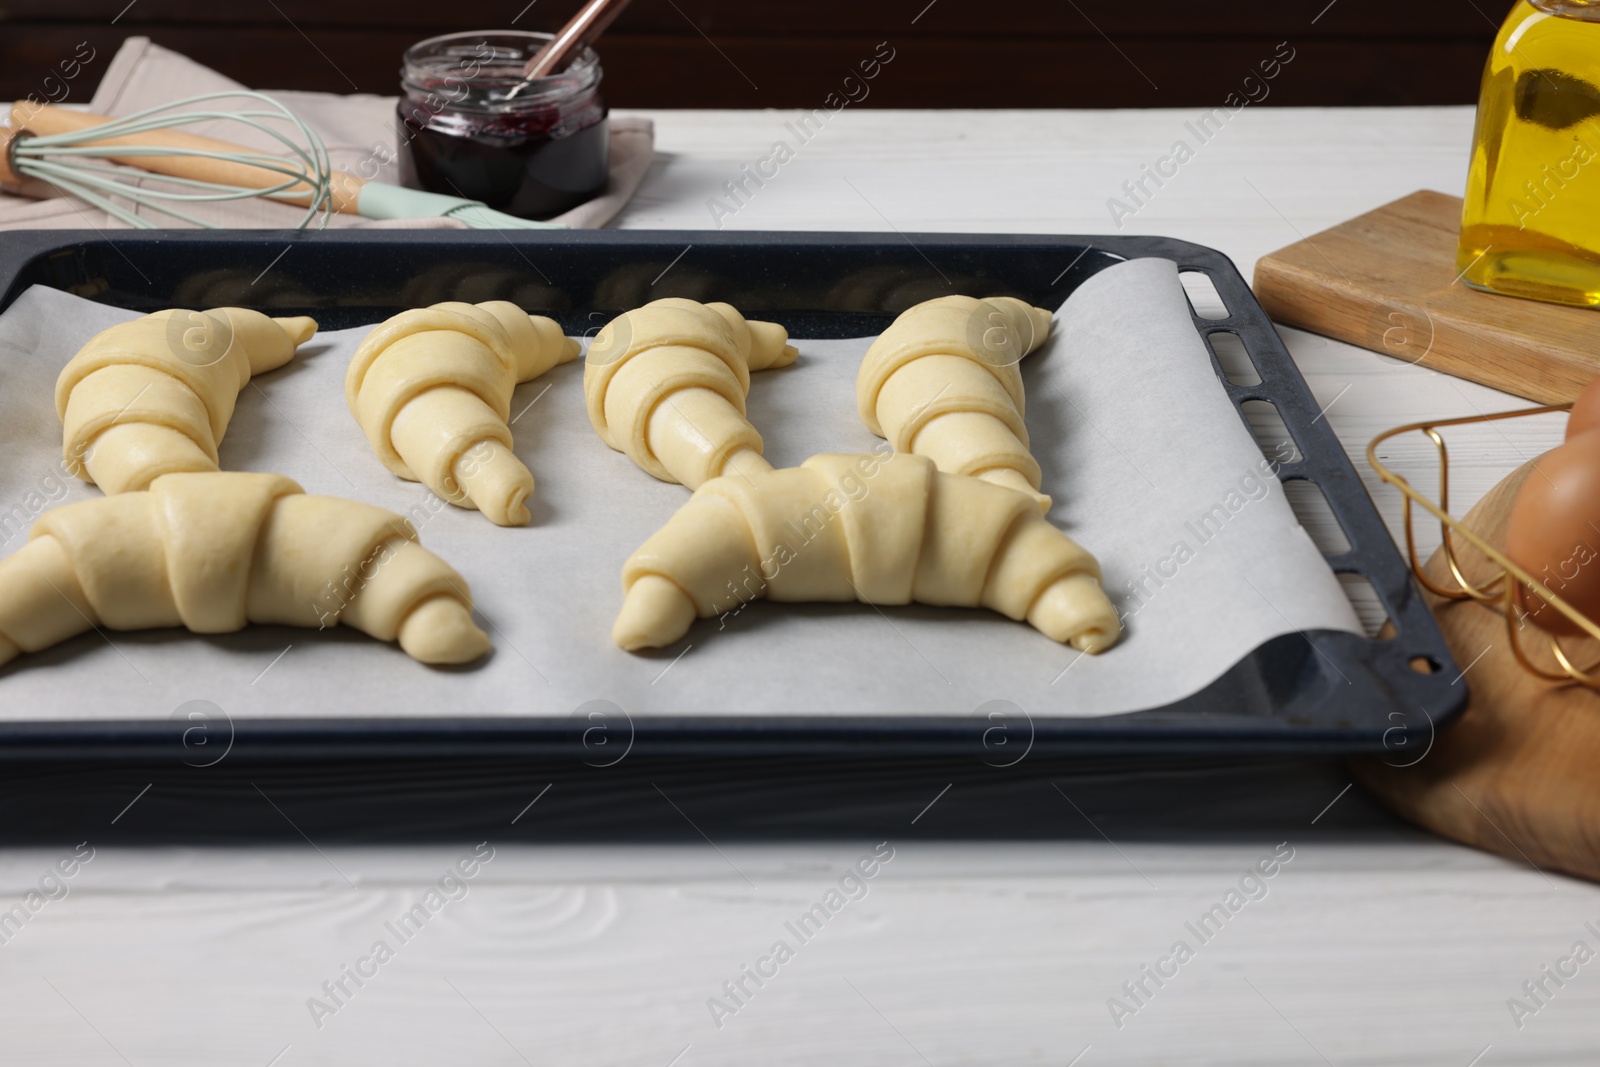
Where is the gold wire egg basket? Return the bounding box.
[1368,403,1600,688]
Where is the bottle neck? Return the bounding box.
[1530,0,1600,21]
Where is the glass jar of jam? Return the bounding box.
[397,30,610,220]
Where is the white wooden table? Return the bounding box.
[3,107,1595,1067]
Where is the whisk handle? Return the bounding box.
[10,104,365,214]
[0,126,25,185]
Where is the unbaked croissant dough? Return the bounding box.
[0,472,489,667]
[613,452,1120,653]
[584,298,797,488]
[347,301,579,526]
[857,295,1054,511]
[57,307,318,494]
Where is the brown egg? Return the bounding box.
[1566,374,1600,441]
[1505,429,1600,636]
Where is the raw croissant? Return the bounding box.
[857,295,1054,511]
[613,452,1120,653]
[0,472,489,667]
[347,301,579,526]
[57,307,318,494]
[584,298,797,488]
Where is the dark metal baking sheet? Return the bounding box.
[0,229,1462,760]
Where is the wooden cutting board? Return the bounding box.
[1253,190,1599,405]
[1353,458,1600,882]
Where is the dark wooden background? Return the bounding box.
[1,0,1501,108]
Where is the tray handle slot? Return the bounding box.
[1175,252,1459,720]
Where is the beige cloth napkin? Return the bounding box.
[0,37,655,230]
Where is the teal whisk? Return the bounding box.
[0,91,564,230]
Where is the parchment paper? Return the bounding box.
[0,257,1360,721]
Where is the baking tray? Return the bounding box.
[0,229,1462,761]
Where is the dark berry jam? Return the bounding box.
[396,31,610,220]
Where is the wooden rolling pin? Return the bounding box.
[3,103,365,212]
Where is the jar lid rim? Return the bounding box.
[401,30,602,109]
[402,29,602,79]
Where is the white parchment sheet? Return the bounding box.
[0,257,1359,721]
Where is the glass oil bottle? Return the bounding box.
[1459,0,1600,307]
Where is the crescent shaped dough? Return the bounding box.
[347,301,579,527]
[857,295,1054,511]
[584,298,797,488]
[0,472,490,667]
[612,452,1120,654]
[56,307,318,495]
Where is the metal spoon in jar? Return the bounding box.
[501,0,635,100]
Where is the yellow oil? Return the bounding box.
[1458,0,1600,307]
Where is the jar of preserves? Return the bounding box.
[397,30,610,220]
